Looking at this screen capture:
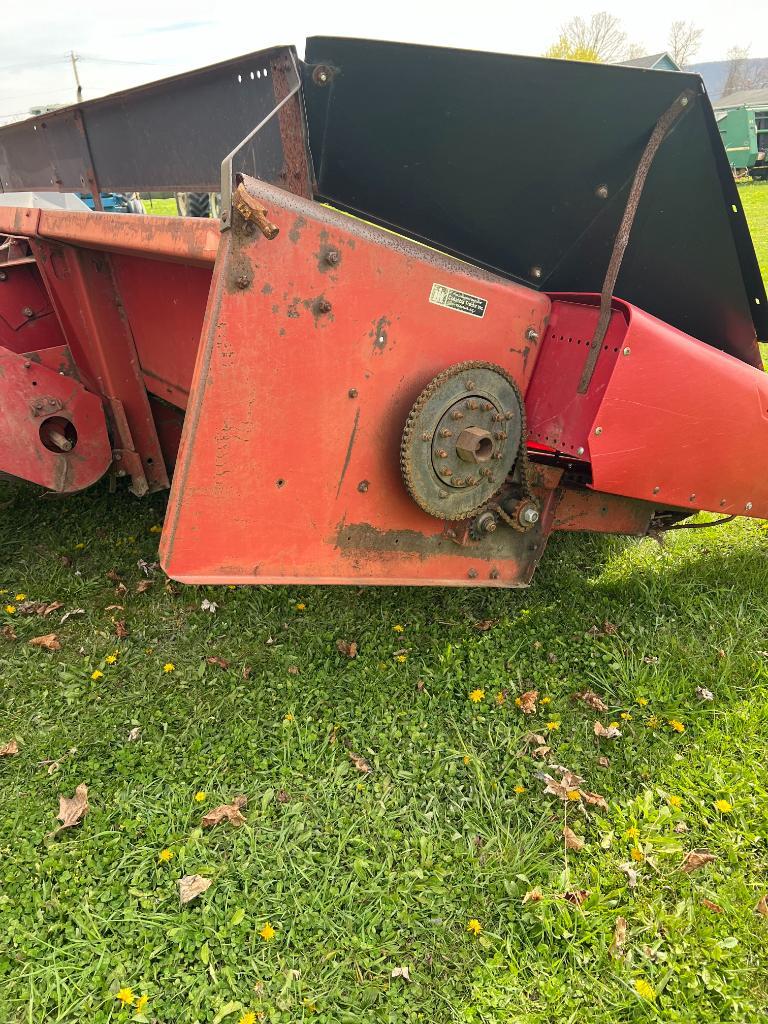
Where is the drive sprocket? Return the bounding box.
[400,361,525,520]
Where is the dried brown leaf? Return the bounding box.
[680,850,717,873]
[115,620,129,639]
[563,889,589,906]
[41,601,63,616]
[603,621,617,635]
[619,862,639,888]
[517,689,538,715]
[563,826,585,851]
[242,665,253,679]
[542,769,585,802]
[336,639,358,658]
[594,721,622,739]
[52,783,89,834]
[582,789,609,810]
[0,740,19,757]
[391,966,411,981]
[178,874,212,904]
[136,579,153,594]
[474,619,497,632]
[522,888,543,903]
[598,756,610,768]
[127,726,141,742]
[2,624,17,640]
[674,821,689,833]
[276,789,290,804]
[701,898,723,913]
[642,655,659,665]
[573,690,608,712]
[106,569,122,583]
[609,916,627,958]
[115,582,128,597]
[29,633,61,652]
[348,750,372,773]
[546,652,558,664]
[287,665,300,675]
[531,745,551,760]
[755,894,768,917]
[59,608,84,624]
[201,795,248,828]
[206,656,230,669]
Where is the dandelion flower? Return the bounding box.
[620,712,632,721]
[74,542,85,550]
[462,755,471,765]
[395,654,407,664]
[540,695,552,705]
[609,721,620,730]
[149,525,162,533]
[645,715,660,729]
[636,696,648,707]
[634,978,656,1001]
[566,789,581,801]
[668,794,683,808]
[91,670,104,681]
[495,691,505,705]
[135,994,149,1012]
[514,784,526,794]
[115,987,134,1006]
[630,846,645,862]
[714,799,733,813]
[4,605,16,615]
[295,603,306,611]
[105,654,117,665]
[467,918,482,936]
[239,1014,256,1024]
[469,689,485,703]
[284,712,294,722]
[163,662,175,673]
[194,791,207,803]
[625,826,640,839]
[158,848,173,862]
[668,719,685,733]
[546,721,560,731]
[393,624,405,633]
[14,593,26,602]
[259,922,276,941]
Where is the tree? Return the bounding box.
[668,21,703,67]
[723,46,768,97]
[545,12,629,63]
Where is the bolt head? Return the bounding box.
[317,299,332,314]
[326,250,340,265]
[530,266,543,280]
[623,347,631,356]
[525,326,539,342]
[439,428,453,438]
[456,426,494,464]
[451,410,464,421]
[348,388,358,398]
[465,380,475,390]
[595,184,609,199]
[22,306,34,318]
[745,501,753,511]
[594,426,603,436]
[576,446,585,456]
[436,449,448,458]
[467,568,478,579]
[653,486,660,494]
[521,506,539,525]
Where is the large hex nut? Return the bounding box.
[456,426,494,463]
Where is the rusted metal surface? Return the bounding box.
[578,90,696,392]
[552,489,656,535]
[271,54,314,199]
[161,179,552,585]
[0,259,66,354]
[232,179,280,238]
[0,346,111,491]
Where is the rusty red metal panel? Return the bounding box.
[552,488,655,535]
[0,346,111,491]
[161,181,552,586]
[0,259,66,354]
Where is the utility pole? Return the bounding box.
[70,51,82,103]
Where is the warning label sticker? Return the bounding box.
[429,283,487,318]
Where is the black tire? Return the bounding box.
[186,192,211,217]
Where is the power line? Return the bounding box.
[0,57,69,73]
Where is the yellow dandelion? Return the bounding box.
[74,543,85,550]
[356,782,364,791]
[115,987,134,1006]
[91,669,104,681]
[495,691,505,705]
[566,789,581,801]
[467,918,482,936]
[668,719,685,733]
[163,662,175,673]
[514,784,526,794]
[514,696,523,707]
[469,689,485,703]
[625,826,640,839]
[620,712,632,721]
[135,994,149,1012]
[546,721,560,731]
[0,589,6,594]
[668,794,683,808]
[645,715,660,729]
[149,525,162,533]
[4,605,16,615]
[462,755,471,765]
[295,603,306,611]
[630,846,645,862]
[540,695,552,705]
[105,654,117,665]
[284,712,294,722]
[194,791,207,803]
[238,1013,256,1024]
[393,624,405,633]
[636,696,648,707]
[395,654,407,664]
[609,721,620,729]
[259,922,276,941]
[158,848,173,862]
[714,799,733,813]
[634,978,656,1001]
[14,593,26,602]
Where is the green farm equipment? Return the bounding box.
[714,89,768,179]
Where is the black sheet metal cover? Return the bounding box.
[303,37,767,367]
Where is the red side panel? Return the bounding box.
[161,182,552,586]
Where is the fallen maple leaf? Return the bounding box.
[136,579,153,594]
[201,795,248,828]
[598,756,610,768]
[348,750,372,773]
[115,620,129,639]
[531,745,551,760]
[594,721,622,739]
[609,916,627,958]
[474,619,496,632]
[522,888,543,903]
[2,624,17,640]
[0,740,19,757]
[391,966,411,981]
[541,769,585,802]
[336,639,358,658]
[563,826,585,851]
[563,889,589,906]
[178,874,212,904]
[29,633,61,652]
[516,689,538,715]
[681,850,717,873]
[573,690,608,712]
[206,656,230,669]
[51,783,89,835]
[755,895,768,917]
[582,790,609,810]
[701,898,723,913]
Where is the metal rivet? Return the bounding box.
[348,388,358,399]
[439,428,453,438]
[530,266,542,280]
[595,184,609,199]
[318,299,332,314]
[22,306,34,318]
[357,480,369,493]
[745,501,753,510]
[465,381,475,391]
[451,411,464,421]
[623,347,631,356]
[467,568,478,579]
[437,449,448,458]
[689,493,696,501]
[576,446,585,456]
[438,489,448,498]
[326,250,340,266]
[720,499,727,507]
[594,426,603,436]
[235,274,249,290]
[653,486,660,494]
[489,569,500,580]
[421,432,430,441]
[680,96,689,106]
[525,326,539,343]
[0,271,6,281]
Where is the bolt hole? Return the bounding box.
[31,380,38,386]
[39,415,77,453]
[276,478,286,488]
[146,457,154,465]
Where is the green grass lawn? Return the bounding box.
[1,187,767,1024]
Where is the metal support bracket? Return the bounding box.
[220,51,302,230]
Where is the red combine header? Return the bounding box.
[0,39,766,587]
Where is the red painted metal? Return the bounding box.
[161,181,552,586]
[0,259,66,354]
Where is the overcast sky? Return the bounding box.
[1,0,767,123]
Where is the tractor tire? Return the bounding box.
[177,192,211,218]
